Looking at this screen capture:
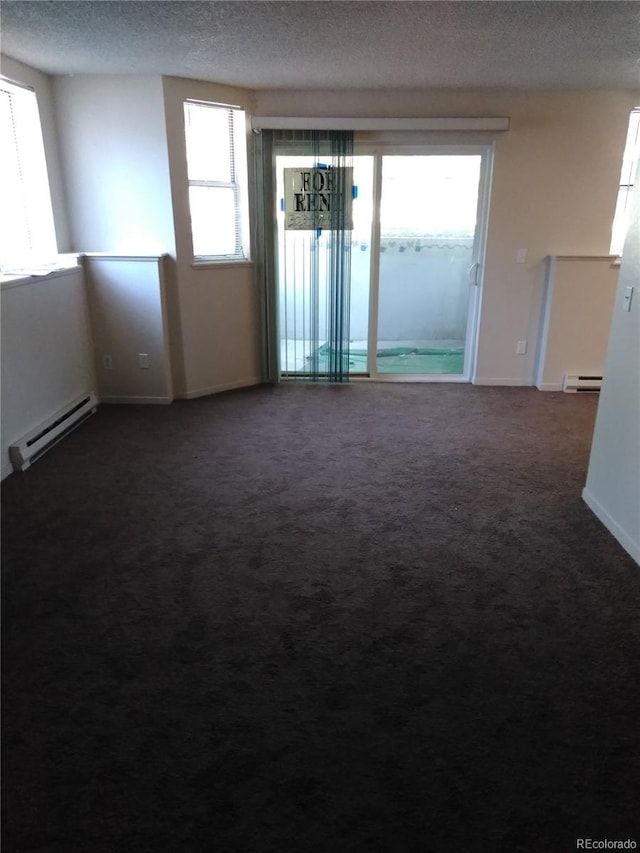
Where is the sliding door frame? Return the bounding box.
[264,133,496,383]
[354,141,495,384]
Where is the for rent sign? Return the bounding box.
[283,167,353,230]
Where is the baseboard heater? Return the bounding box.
[563,374,603,393]
[9,392,98,472]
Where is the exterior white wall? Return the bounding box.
[583,168,640,564]
[1,54,71,253]
[0,266,95,480]
[162,76,260,398]
[254,88,639,385]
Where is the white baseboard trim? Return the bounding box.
[472,377,533,387]
[100,395,173,405]
[175,376,262,400]
[536,382,563,392]
[582,487,640,565]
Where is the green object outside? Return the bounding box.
[314,344,464,375]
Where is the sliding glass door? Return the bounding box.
[371,152,485,378]
[273,143,492,381]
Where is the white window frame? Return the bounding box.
[0,76,58,271]
[183,100,250,263]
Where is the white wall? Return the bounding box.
[84,255,173,404]
[583,167,640,564]
[254,88,639,385]
[535,256,619,391]
[162,76,261,397]
[0,266,95,480]
[1,54,71,253]
[6,65,635,406]
[51,73,261,399]
[52,74,175,256]
[52,74,185,391]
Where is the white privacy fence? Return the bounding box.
[279,234,474,345]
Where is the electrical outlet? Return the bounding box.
[516,248,527,264]
[103,354,113,370]
[516,340,527,354]
[138,353,149,369]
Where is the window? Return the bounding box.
[0,77,57,270]
[184,101,250,261]
[610,108,640,257]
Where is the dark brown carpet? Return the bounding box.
[2,383,639,852]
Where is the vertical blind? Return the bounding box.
[255,128,354,383]
[322,130,353,382]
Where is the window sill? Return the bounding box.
[191,260,254,271]
[0,265,82,290]
[0,255,82,290]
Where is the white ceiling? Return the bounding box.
[1,0,640,91]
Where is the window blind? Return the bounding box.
[184,101,249,261]
[0,77,57,267]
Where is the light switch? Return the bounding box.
[623,286,634,312]
[516,248,527,264]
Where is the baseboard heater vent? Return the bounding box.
[563,374,603,393]
[9,392,98,472]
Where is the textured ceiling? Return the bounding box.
[1,0,640,91]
